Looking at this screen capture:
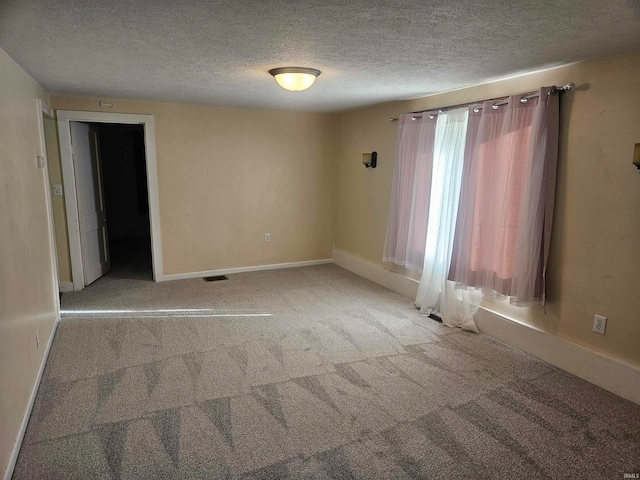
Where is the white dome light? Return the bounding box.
[268,67,321,92]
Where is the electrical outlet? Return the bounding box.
[264,233,271,243]
[593,315,607,335]
[36,330,40,350]
[53,184,63,196]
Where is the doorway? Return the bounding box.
[96,123,152,280]
[57,111,163,290]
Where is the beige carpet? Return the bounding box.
[13,264,640,479]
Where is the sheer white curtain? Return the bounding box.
[448,87,560,305]
[385,87,560,332]
[383,114,437,272]
[415,108,481,332]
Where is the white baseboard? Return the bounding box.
[158,258,334,282]
[58,282,73,292]
[476,308,640,405]
[4,314,59,480]
[332,248,419,299]
[331,248,640,405]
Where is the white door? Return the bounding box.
[71,122,110,285]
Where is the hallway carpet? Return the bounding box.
[13,265,640,479]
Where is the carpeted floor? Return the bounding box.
[13,264,640,479]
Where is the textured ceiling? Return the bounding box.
[1,0,640,112]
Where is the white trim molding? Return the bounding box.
[476,308,640,405]
[4,315,59,480]
[58,282,74,293]
[36,99,61,317]
[332,248,419,299]
[159,258,333,282]
[56,111,163,290]
[331,248,640,405]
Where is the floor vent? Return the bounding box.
[203,275,229,282]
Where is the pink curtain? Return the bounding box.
[448,87,559,305]
[384,113,437,272]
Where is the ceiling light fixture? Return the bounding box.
[268,67,321,92]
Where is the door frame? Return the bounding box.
[36,99,61,314]
[57,110,163,290]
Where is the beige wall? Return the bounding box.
[335,49,640,368]
[50,96,337,276]
[43,116,72,283]
[0,48,57,475]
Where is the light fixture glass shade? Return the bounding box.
[269,67,321,92]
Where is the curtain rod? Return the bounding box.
[388,83,574,122]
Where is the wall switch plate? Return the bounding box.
[264,233,271,243]
[53,184,63,196]
[593,315,607,335]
